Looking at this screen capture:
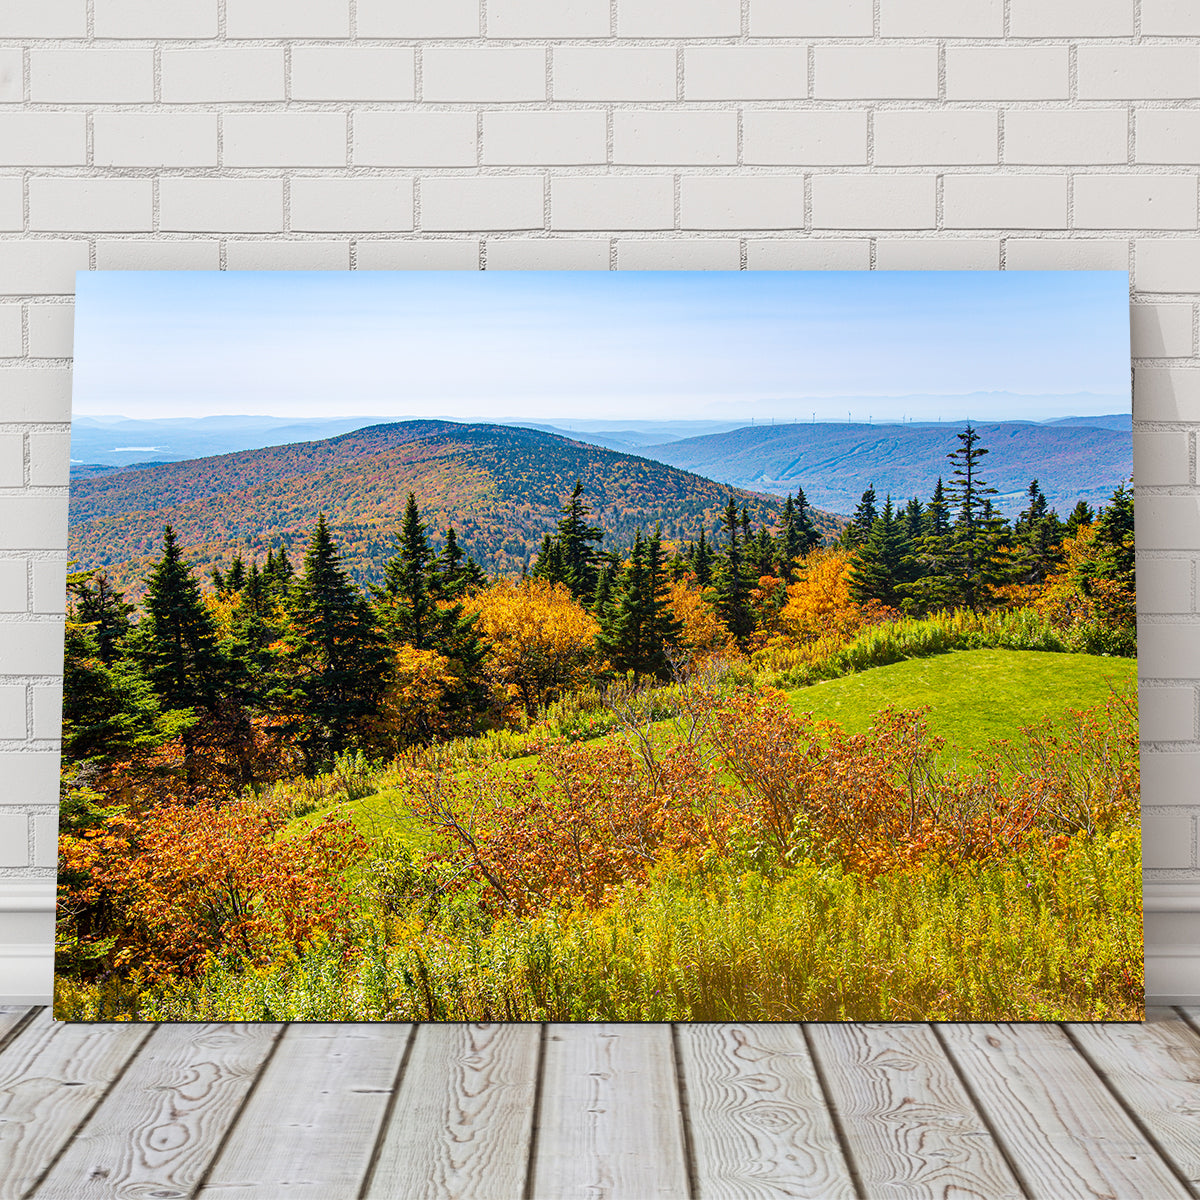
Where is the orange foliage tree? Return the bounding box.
[666,577,735,659]
[778,549,863,644]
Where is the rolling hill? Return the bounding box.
[642,420,1133,518]
[68,420,842,597]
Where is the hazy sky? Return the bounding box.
[72,270,1131,423]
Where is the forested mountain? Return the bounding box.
[643,420,1132,518]
[69,420,840,595]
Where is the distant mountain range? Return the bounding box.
[69,421,840,597]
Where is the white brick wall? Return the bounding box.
[0,0,1197,1002]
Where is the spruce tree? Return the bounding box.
[66,570,132,666]
[907,478,956,613]
[946,425,999,609]
[597,527,682,678]
[692,528,715,587]
[842,485,878,548]
[1065,500,1096,540]
[379,494,439,649]
[554,481,605,601]
[715,498,754,648]
[530,533,567,588]
[1014,479,1063,583]
[847,497,914,609]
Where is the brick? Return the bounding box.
[1134,431,1190,486]
[945,48,1069,100]
[880,0,1002,37]
[357,0,478,36]
[0,179,20,232]
[1143,756,1200,814]
[223,114,348,168]
[680,177,804,230]
[1137,557,1193,613]
[1078,48,1200,100]
[0,435,21,486]
[616,240,740,270]
[0,51,21,105]
[31,51,153,104]
[874,110,998,166]
[28,433,68,488]
[0,306,20,357]
[1141,686,1196,741]
[1131,303,1194,358]
[1074,176,1197,231]
[875,239,1001,270]
[421,176,543,232]
[551,176,673,231]
[1135,369,1200,421]
[1137,241,1200,293]
[943,175,1068,229]
[0,370,72,421]
[1140,623,1200,674]
[93,113,218,168]
[613,111,736,166]
[485,111,608,166]
[1010,0,1132,35]
[618,0,739,37]
[0,560,24,611]
[291,179,412,233]
[30,179,151,234]
[685,48,808,101]
[0,686,24,739]
[1141,0,1200,34]
[31,559,66,613]
[750,0,871,35]
[485,239,609,270]
[159,178,284,233]
[290,48,415,102]
[1137,497,1200,548]
[95,241,220,270]
[0,753,59,805]
[0,115,86,166]
[162,49,285,103]
[1005,238,1128,271]
[95,0,217,37]
[0,814,28,867]
[0,622,64,674]
[1004,110,1128,166]
[357,240,480,270]
[356,113,476,167]
[33,814,57,866]
[225,242,350,271]
[1142,811,1194,868]
[31,685,61,739]
[741,112,864,166]
[0,0,85,37]
[423,49,546,103]
[489,0,609,37]
[1137,111,1200,166]
[812,176,936,229]
[813,47,937,100]
[225,0,349,38]
[0,500,67,550]
[553,48,675,102]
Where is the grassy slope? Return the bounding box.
[787,648,1137,767]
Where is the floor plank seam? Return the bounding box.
[0,1007,41,1058]
[801,1024,868,1200]
[21,1019,159,1200]
[668,1023,700,1200]
[520,1023,548,1200]
[931,1024,1035,1200]
[1060,1022,1200,1200]
[356,1022,418,1200]
[1176,1006,1200,1042]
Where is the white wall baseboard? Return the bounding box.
[0,881,55,1006]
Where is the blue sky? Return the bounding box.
[72,270,1131,423]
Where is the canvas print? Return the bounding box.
[55,270,1141,1022]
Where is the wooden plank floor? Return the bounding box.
[1,1008,1198,1199]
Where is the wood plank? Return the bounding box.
[809,1022,1023,1200]
[31,1022,281,1200]
[366,1023,539,1200]
[197,1022,414,1199]
[1066,1015,1200,1193]
[0,1009,152,1200]
[677,1023,855,1200]
[530,1023,689,1200]
[939,1022,1191,1200]
[0,1006,35,1052]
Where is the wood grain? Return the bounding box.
[366,1023,539,1200]
[197,1022,414,1199]
[530,1023,689,1200]
[809,1022,1023,1200]
[31,1022,281,1200]
[939,1022,1192,1200]
[0,1009,152,1200]
[677,1023,855,1200]
[0,1006,34,1052]
[1066,1015,1200,1193]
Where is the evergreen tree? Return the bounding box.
[66,570,132,666]
[379,494,439,650]
[902,497,925,544]
[843,485,878,548]
[226,560,281,706]
[692,528,715,587]
[906,478,956,613]
[597,527,682,678]
[793,487,820,556]
[433,526,467,599]
[777,496,801,582]
[715,498,754,648]
[1013,479,1063,583]
[1065,499,1096,540]
[551,481,605,601]
[530,532,566,588]
[946,424,999,609]
[847,496,914,609]
[750,526,776,579]
[1093,482,1135,590]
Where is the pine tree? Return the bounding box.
[750,527,776,579]
[793,486,821,555]
[66,570,132,666]
[692,528,715,587]
[433,526,467,599]
[946,425,999,609]
[1094,482,1135,589]
[842,485,878,549]
[1013,479,1063,583]
[597,526,682,678]
[552,481,605,601]
[379,494,439,649]
[906,478,956,613]
[847,496,914,609]
[1065,499,1096,540]
[715,498,754,648]
[530,532,566,588]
